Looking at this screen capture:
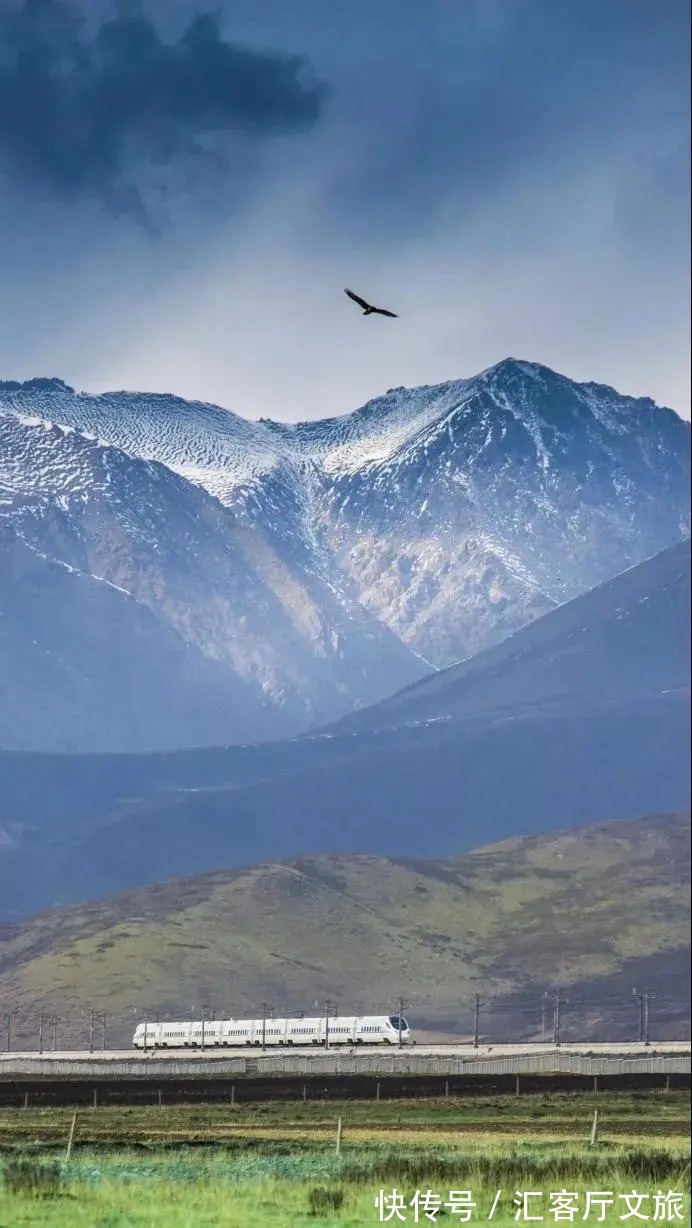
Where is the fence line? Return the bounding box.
[0,1052,689,1081]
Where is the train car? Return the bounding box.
[133,1013,411,1048]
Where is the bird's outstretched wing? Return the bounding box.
[345,288,372,311]
[374,308,398,318]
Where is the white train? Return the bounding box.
[133,1013,411,1049]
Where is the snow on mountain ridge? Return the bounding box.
[14,534,135,599]
[1,373,480,494]
[0,404,428,751]
[2,358,689,675]
[0,407,115,500]
[288,379,480,475]
[2,358,687,499]
[0,380,288,508]
[299,360,689,665]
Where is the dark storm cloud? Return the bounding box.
[0,0,324,211]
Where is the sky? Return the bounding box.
[0,0,689,421]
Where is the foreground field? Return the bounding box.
[1,1090,690,1148]
[0,1092,689,1226]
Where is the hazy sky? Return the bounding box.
[0,0,689,421]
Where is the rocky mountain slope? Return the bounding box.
[332,539,691,734]
[1,812,688,1049]
[304,359,690,665]
[0,407,424,750]
[0,523,271,752]
[0,541,688,917]
[3,358,689,681]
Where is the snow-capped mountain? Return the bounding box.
[0,408,425,750]
[3,358,689,674]
[303,359,691,664]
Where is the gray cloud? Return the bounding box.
[0,0,324,215]
[307,0,689,244]
[0,0,688,419]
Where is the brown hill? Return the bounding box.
[0,812,688,1049]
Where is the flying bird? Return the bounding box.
[345,288,398,318]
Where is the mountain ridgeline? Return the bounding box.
[0,539,688,917]
[0,812,688,1048]
[1,358,689,752]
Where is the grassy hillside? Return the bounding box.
[0,812,688,1048]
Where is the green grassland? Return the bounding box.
[0,1092,689,1226]
[1,1091,690,1148]
[1,812,689,1047]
